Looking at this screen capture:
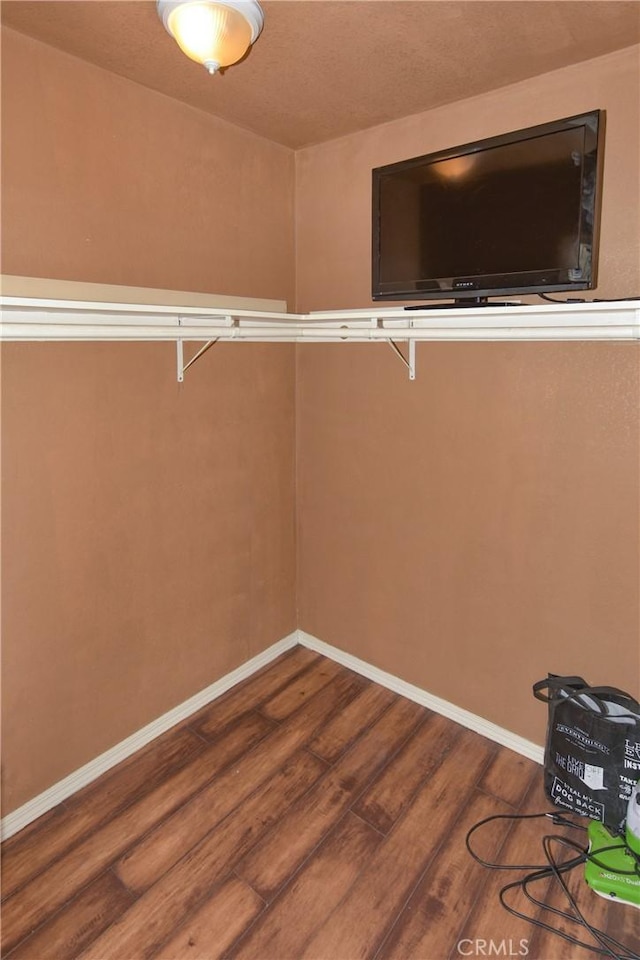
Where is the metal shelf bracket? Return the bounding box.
[177,338,219,382]
[176,315,232,381]
[387,338,416,380]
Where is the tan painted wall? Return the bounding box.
[295,48,640,745]
[1,28,295,302]
[1,28,296,813]
[2,29,639,814]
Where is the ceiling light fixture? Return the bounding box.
[157,0,264,75]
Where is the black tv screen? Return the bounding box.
[372,110,604,304]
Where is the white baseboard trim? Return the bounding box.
[0,632,298,841]
[297,630,544,765]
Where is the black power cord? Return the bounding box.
[538,293,640,304]
[538,293,589,303]
[465,810,640,960]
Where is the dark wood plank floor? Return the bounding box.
[2,646,637,960]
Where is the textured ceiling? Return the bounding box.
[2,0,640,148]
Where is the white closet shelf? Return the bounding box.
[2,296,639,341]
[2,296,638,380]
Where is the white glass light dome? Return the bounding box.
[157,0,264,75]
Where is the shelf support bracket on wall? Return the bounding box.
[387,338,416,380]
[176,337,219,382]
[176,314,233,381]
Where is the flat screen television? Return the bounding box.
[372,110,604,305]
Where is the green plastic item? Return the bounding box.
[584,820,640,908]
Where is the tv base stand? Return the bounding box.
[404,298,522,310]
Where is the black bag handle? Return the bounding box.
[532,676,588,703]
[533,676,639,721]
[581,686,640,708]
